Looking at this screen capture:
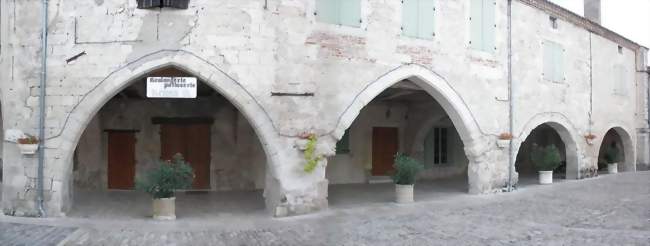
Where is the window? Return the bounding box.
[336,129,351,154]
[549,16,558,29]
[315,0,361,27]
[543,40,564,83]
[618,45,623,54]
[424,128,447,166]
[402,0,436,39]
[614,65,628,96]
[137,0,189,9]
[470,0,496,52]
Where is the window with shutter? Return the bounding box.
[402,0,436,39]
[336,129,351,154]
[614,65,628,96]
[316,0,361,27]
[137,0,189,9]
[470,0,496,52]
[424,127,448,166]
[543,40,564,83]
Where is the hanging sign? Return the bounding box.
[146,77,197,98]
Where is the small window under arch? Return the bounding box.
[137,0,189,9]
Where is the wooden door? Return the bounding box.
[372,127,399,176]
[160,123,211,189]
[107,131,136,190]
[186,124,211,189]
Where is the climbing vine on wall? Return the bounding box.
[303,134,323,173]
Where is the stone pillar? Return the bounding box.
[263,135,333,217]
[466,136,509,194]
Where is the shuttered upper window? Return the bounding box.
[137,0,189,9]
[542,40,565,83]
[470,0,496,52]
[402,0,436,39]
[315,0,362,27]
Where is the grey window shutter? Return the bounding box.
[163,0,189,9]
[137,0,162,9]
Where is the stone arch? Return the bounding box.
[595,126,636,172]
[52,50,281,212]
[514,113,581,180]
[332,64,490,193]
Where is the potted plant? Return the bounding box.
[136,153,194,220]
[17,134,39,155]
[531,144,562,185]
[391,153,424,203]
[604,145,619,174]
[497,132,513,148]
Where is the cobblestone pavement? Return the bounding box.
[2,172,650,245]
[0,222,76,246]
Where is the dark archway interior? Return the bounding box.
[69,66,268,218]
[515,124,567,179]
[597,129,624,171]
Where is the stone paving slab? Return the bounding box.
[0,222,76,246]
[2,172,650,245]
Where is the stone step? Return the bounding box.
[368,176,393,184]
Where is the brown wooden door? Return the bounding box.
[372,127,399,176]
[107,131,136,190]
[160,123,211,189]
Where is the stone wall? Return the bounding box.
[0,0,646,217]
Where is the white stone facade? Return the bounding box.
[0,0,648,217]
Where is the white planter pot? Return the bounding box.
[538,171,553,185]
[496,139,510,149]
[607,163,618,174]
[153,197,176,220]
[395,184,414,203]
[18,144,39,155]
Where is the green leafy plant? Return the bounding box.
[303,134,323,173]
[17,134,39,144]
[136,153,194,199]
[530,144,562,171]
[604,146,619,164]
[391,153,424,185]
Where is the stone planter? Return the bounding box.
[395,184,414,203]
[538,171,553,185]
[496,139,510,148]
[607,163,618,174]
[17,144,39,155]
[153,197,176,220]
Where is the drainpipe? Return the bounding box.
[507,0,514,192]
[37,0,49,217]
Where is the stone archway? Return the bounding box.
[49,50,282,215]
[596,127,636,172]
[514,114,581,181]
[332,64,494,194]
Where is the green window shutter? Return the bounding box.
[553,44,564,82]
[614,65,627,95]
[336,129,351,154]
[402,0,419,37]
[543,41,555,81]
[316,0,340,24]
[339,0,361,27]
[424,128,436,166]
[481,0,495,52]
[470,0,483,50]
[418,0,436,39]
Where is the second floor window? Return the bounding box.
[470,0,496,52]
[543,40,565,83]
[315,0,362,27]
[402,0,436,39]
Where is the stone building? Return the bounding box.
[0,0,648,217]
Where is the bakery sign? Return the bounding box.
[146,77,197,98]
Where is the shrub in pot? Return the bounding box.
[17,134,39,155]
[604,145,619,174]
[531,144,562,185]
[136,153,194,220]
[391,153,424,203]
